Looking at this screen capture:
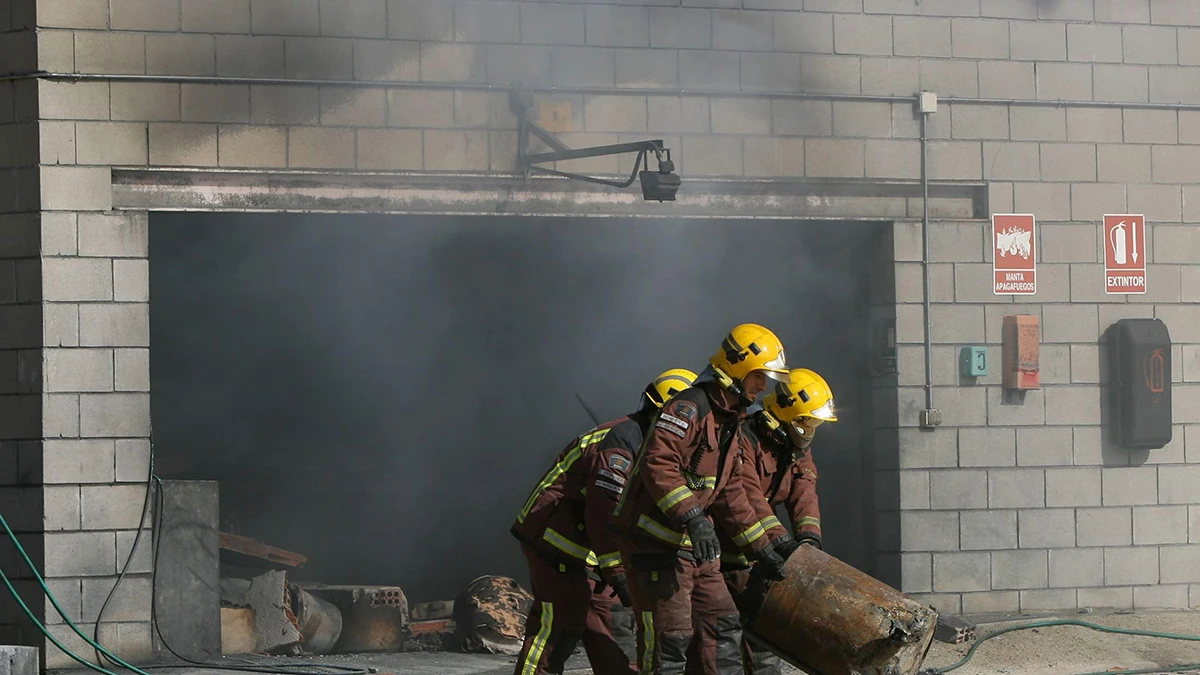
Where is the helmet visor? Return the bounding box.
[762,351,787,379]
[809,400,837,422]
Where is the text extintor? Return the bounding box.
[992,214,1036,295]
[1104,214,1147,295]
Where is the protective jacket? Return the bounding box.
[610,382,774,559]
[512,411,652,577]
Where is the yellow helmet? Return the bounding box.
[709,324,788,384]
[644,368,699,409]
[761,369,836,449]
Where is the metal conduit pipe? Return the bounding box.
[918,98,939,430]
[5,71,1200,112]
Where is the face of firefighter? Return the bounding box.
[741,370,771,402]
[785,417,822,448]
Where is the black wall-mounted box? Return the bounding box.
[1109,318,1172,450]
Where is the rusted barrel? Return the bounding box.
[744,545,938,675]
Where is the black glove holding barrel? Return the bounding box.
[753,546,788,582]
[681,508,721,562]
[771,533,802,561]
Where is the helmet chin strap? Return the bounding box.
[713,368,755,408]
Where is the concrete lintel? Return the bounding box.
[111,169,987,220]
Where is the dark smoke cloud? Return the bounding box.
[150,214,880,601]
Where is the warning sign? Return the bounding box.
[993,214,1036,295]
[1104,214,1146,294]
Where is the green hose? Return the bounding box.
[924,618,1200,675]
[0,510,156,675]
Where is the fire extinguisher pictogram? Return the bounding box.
[1143,349,1165,399]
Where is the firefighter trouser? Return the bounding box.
[625,553,743,675]
[514,546,637,675]
[723,569,781,675]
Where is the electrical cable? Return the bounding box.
[921,618,1200,675]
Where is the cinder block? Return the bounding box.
[147,35,215,77]
[1100,467,1158,507]
[833,14,893,56]
[989,468,1045,509]
[895,304,925,344]
[962,590,1020,614]
[79,304,148,349]
[1067,108,1123,143]
[1018,509,1076,548]
[898,470,931,510]
[893,17,951,57]
[1122,26,1178,65]
[1160,546,1200,583]
[1104,547,1159,586]
[1160,465,1200,504]
[774,11,833,52]
[218,125,286,168]
[389,0,453,41]
[1125,109,1178,144]
[584,95,647,133]
[40,120,76,166]
[518,3,583,46]
[959,428,1016,467]
[486,44,551,87]
[116,439,151,483]
[37,0,108,28]
[680,135,742,176]
[354,41,419,82]
[992,549,1048,590]
[116,529,153,574]
[1182,29,1200,66]
[615,49,678,90]
[648,7,710,49]
[901,511,959,551]
[933,552,990,592]
[585,5,649,48]
[1044,387,1101,426]
[950,105,1007,140]
[648,98,709,136]
[1040,143,1097,181]
[928,470,987,510]
[1180,111,1200,144]
[1070,344,1101,384]
[81,576,151,622]
[982,142,1039,180]
[454,0,519,44]
[961,510,1018,550]
[288,127,355,169]
[1079,586,1133,610]
[42,485,80,531]
[865,140,920,180]
[80,393,150,438]
[319,87,385,127]
[149,124,218,167]
[39,81,110,121]
[928,304,984,343]
[422,43,486,84]
[75,33,146,76]
[920,0,982,15]
[1151,0,1200,26]
[1015,427,1073,467]
[1095,0,1150,23]
[1010,20,1066,61]
[1013,181,1070,219]
[44,306,79,352]
[773,100,832,137]
[1129,184,1183,223]
[81,484,150,530]
[1097,145,1151,184]
[423,130,488,171]
[183,0,251,33]
[1037,63,1094,101]
[114,348,149,393]
[38,29,74,73]
[41,439,114,484]
[42,259,112,303]
[1151,67,1200,104]
[804,138,864,178]
[1020,588,1078,612]
[111,83,181,122]
[1040,304,1098,346]
[803,55,863,95]
[550,46,614,88]
[284,37,353,80]
[41,213,77,258]
[919,59,979,97]
[1156,306,1200,343]
[1134,584,1189,610]
[79,213,147,258]
[740,53,802,93]
[861,58,920,96]
[44,531,116,577]
[1010,107,1066,142]
[182,85,250,124]
[928,140,983,180]
[251,0,319,35]
[950,18,1008,59]
[385,89,451,129]
[1066,24,1122,63]
[743,137,804,178]
[319,0,386,38]
[901,552,932,592]
[1068,263,1127,304]
[1049,548,1104,587]
[1070,183,1127,221]
[898,428,958,469]
[44,349,113,394]
[979,61,1035,98]
[1041,223,1098,263]
[217,36,286,78]
[1133,505,1188,545]
[670,52,732,92]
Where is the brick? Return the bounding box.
[961,510,1018,550]
[42,259,112,302]
[1013,182,1069,220]
[218,126,286,168]
[354,41,420,82]
[183,0,251,33]
[1040,143,1097,182]
[79,304,149,348]
[1066,109,1123,143]
[147,35,215,78]
[1018,509,1076,548]
[1010,20,1066,61]
[422,43,486,84]
[1096,0,1151,23]
[901,511,959,551]
[114,348,149,392]
[982,142,1039,180]
[251,0,318,35]
[518,4,582,46]
[75,33,145,76]
[992,549,1048,590]
[1037,63,1093,101]
[44,349,113,394]
[75,123,148,167]
[109,83,178,123]
[1132,505,1188,545]
[958,427,1016,467]
[149,124,217,167]
[1160,465,1200,504]
[1020,588,1077,612]
[549,46,613,88]
[1009,107,1066,142]
[250,86,318,125]
[933,552,990,592]
[39,81,110,121]
[44,532,115,577]
[804,139,864,179]
[832,14,893,57]
[389,0,453,41]
[1151,0,1200,26]
[919,59,979,97]
[743,137,804,178]
[1066,23,1122,63]
[318,0,386,38]
[979,61,1035,98]
[217,36,286,78]
[1049,548,1103,587]
[37,0,108,28]
[42,439,115,484]
[647,8,710,49]
[178,86,249,126]
[989,468,1045,508]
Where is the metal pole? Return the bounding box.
[920,106,939,429]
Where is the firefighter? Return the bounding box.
[611,324,792,675]
[511,368,699,675]
[720,368,836,675]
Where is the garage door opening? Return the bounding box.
[148,213,889,602]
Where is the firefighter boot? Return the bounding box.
[658,632,692,675]
[713,614,745,675]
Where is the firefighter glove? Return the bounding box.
[606,572,632,607]
[772,533,802,561]
[681,509,721,562]
[753,546,788,582]
[799,535,822,550]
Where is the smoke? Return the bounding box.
[149,214,881,601]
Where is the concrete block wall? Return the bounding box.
[3,0,1200,665]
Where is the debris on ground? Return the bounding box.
[411,600,454,621]
[451,576,534,656]
[244,570,305,655]
[934,615,978,644]
[220,532,309,569]
[291,585,344,655]
[220,606,257,655]
[301,585,409,654]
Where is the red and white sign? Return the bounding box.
[1104,214,1146,294]
[993,214,1036,295]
